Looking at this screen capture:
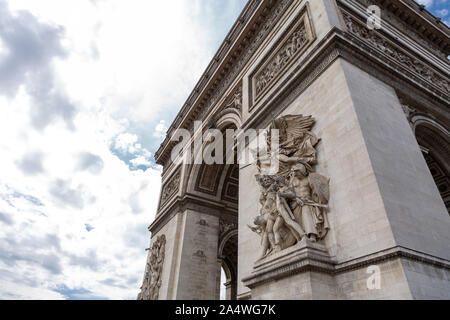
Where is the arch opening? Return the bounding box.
[415,123,450,214]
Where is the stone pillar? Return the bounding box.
[338,60,450,299]
[174,209,222,300]
[238,58,450,300]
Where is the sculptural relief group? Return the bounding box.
[137,235,166,300]
[249,115,330,260]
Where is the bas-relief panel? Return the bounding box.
[137,235,166,300]
[248,115,330,260]
[159,167,181,209]
[249,4,316,110]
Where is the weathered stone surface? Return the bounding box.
[140,0,450,300]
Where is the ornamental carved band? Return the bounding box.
[343,12,449,94]
[248,115,330,261]
[137,234,166,300]
[159,168,181,208]
[250,5,315,108]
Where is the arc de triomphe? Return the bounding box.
[138,0,450,300]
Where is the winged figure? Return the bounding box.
[249,114,331,259]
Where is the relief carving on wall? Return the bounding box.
[137,234,166,300]
[343,12,450,94]
[159,168,181,207]
[220,219,238,239]
[251,7,315,107]
[248,115,330,260]
[224,85,242,112]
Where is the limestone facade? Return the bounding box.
[139,0,450,300]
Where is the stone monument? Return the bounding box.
[139,0,450,300]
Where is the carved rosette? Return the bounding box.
[137,234,166,300]
[248,115,330,261]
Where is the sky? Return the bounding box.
[0,0,448,300]
[417,0,450,26]
[0,0,247,300]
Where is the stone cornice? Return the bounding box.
[154,0,265,164]
[243,244,450,289]
[155,0,294,166]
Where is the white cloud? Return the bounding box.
[0,0,246,300]
[153,120,168,139]
[114,133,139,153]
[436,9,449,16]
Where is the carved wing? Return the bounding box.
[268,115,316,149]
[282,115,315,137]
[282,114,315,133]
[308,172,330,204]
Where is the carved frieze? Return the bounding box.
[159,167,181,208]
[156,0,294,166]
[219,219,238,239]
[343,12,450,95]
[250,5,315,108]
[248,115,330,261]
[350,0,450,58]
[137,234,166,300]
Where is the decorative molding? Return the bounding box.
[342,12,450,95]
[219,219,238,240]
[249,114,331,260]
[243,243,450,289]
[223,83,243,113]
[149,193,237,235]
[210,82,243,130]
[155,0,295,166]
[221,164,239,203]
[195,164,222,195]
[345,0,450,58]
[250,4,315,108]
[156,0,450,168]
[244,33,341,129]
[334,246,450,274]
